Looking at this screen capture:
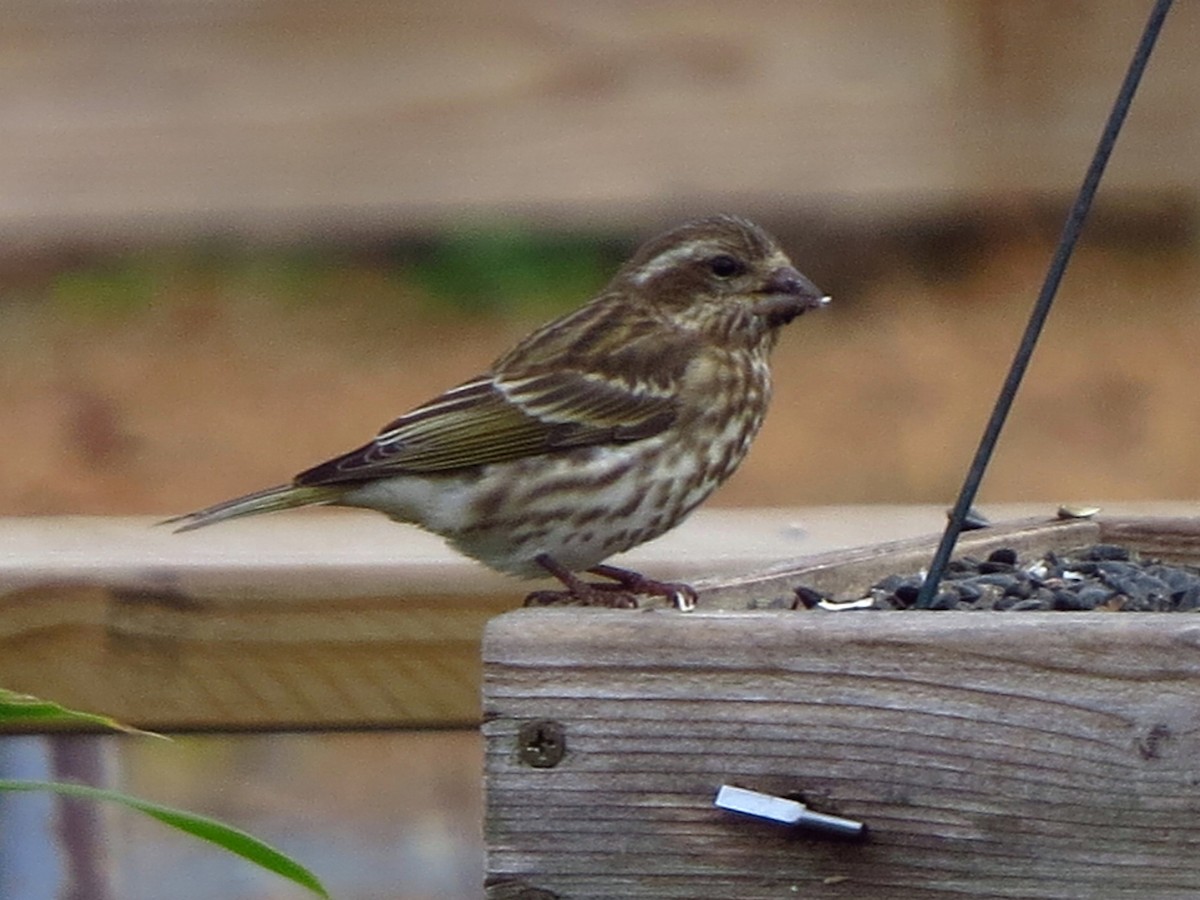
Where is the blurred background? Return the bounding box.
[2,1,1198,897]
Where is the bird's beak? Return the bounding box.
[753,266,830,327]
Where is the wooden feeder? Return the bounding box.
[483,516,1200,899]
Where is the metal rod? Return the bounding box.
[915,0,1175,608]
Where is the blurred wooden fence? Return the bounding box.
[2,0,1197,244]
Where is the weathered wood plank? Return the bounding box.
[0,507,945,731]
[698,515,1101,608]
[2,1,1196,241]
[483,609,1200,899]
[1098,517,1200,563]
[0,581,509,732]
[2,509,1194,732]
[0,515,511,731]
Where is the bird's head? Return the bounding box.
[616,214,829,348]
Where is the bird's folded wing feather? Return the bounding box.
[293,369,678,484]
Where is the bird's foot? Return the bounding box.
[525,555,697,610]
[588,563,698,611]
[523,585,640,609]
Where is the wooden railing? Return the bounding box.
[2,507,943,731]
[7,506,1200,898]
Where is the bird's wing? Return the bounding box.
[294,299,700,485]
[294,368,679,484]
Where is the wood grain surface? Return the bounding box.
[0,581,507,732]
[4,509,1198,735]
[3,1,1196,241]
[484,609,1200,899]
[0,505,1009,731]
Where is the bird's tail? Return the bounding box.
[162,483,343,533]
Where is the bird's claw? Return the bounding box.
[531,554,699,610]
[523,587,640,609]
[586,564,698,610]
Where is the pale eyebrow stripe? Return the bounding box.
[628,240,725,286]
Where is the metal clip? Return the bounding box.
[714,785,867,840]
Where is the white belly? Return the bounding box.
[337,407,760,579]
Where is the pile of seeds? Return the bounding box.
[797,543,1200,612]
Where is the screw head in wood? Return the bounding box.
[516,719,566,768]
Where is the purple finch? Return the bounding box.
[168,215,829,607]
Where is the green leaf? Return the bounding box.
[407,226,614,316]
[0,688,162,738]
[0,780,329,898]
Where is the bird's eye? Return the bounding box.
[707,255,744,278]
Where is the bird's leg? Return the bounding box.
[587,563,698,611]
[525,554,640,608]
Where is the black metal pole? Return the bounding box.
[915,0,1175,608]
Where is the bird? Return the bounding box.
[166,215,829,608]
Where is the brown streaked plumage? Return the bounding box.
[166,215,829,607]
